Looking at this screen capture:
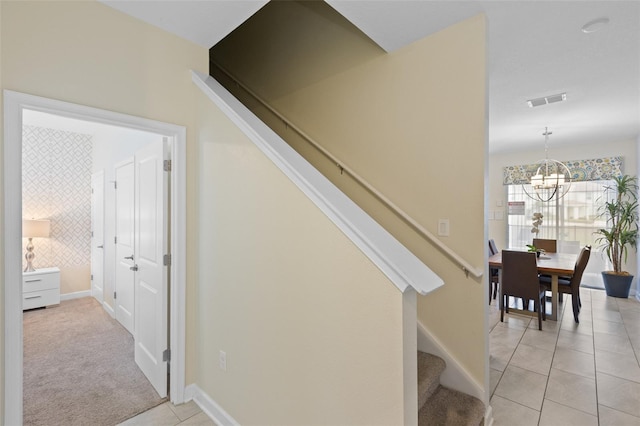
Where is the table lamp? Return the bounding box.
[23,219,50,272]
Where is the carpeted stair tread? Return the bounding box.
[418,385,485,426]
[417,351,446,408]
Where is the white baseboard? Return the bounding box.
[103,301,115,318]
[417,320,484,401]
[484,404,494,426]
[92,287,104,303]
[184,384,239,426]
[60,290,91,301]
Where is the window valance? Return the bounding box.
[503,156,623,185]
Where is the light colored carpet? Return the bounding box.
[417,351,485,425]
[23,297,166,426]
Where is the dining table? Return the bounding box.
[488,251,578,321]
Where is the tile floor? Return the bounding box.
[118,400,218,426]
[490,288,640,425]
[121,288,640,426]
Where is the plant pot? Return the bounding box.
[601,272,634,298]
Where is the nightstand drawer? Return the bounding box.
[23,267,60,310]
[23,273,58,293]
[23,289,60,310]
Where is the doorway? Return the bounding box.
[3,90,187,425]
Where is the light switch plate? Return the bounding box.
[438,219,450,236]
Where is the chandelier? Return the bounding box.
[523,127,572,202]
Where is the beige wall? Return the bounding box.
[0,0,207,416]
[0,0,4,415]
[1,2,418,423]
[211,2,487,385]
[195,89,408,425]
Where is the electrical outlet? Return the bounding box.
[219,350,227,371]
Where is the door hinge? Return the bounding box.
[114,181,117,189]
[114,291,117,299]
[164,254,171,266]
[163,349,171,362]
[163,160,172,172]
[91,274,93,281]
[114,236,118,244]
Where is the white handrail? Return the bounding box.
[210,62,483,279]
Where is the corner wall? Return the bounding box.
[194,88,408,425]
[211,2,487,387]
[0,0,207,417]
[0,0,4,416]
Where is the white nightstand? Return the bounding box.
[22,267,60,310]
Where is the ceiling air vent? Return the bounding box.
[527,92,567,108]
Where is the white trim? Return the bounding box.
[184,384,240,426]
[484,404,495,426]
[60,290,92,301]
[103,301,116,318]
[402,290,418,425]
[417,319,484,402]
[171,126,188,404]
[91,169,106,304]
[3,90,24,426]
[191,70,444,296]
[3,90,188,424]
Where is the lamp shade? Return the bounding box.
[23,219,50,238]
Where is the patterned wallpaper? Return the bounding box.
[22,125,93,270]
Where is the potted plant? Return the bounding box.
[526,244,545,258]
[526,213,545,257]
[595,175,639,298]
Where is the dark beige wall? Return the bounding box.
[211,0,487,385]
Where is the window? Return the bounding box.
[507,180,613,250]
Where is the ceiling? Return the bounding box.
[100,0,640,154]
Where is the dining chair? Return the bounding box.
[501,250,547,330]
[532,238,557,253]
[534,238,557,300]
[488,239,500,304]
[540,245,591,323]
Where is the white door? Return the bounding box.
[91,171,105,302]
[134,140,169,397]
[115,158,136,335]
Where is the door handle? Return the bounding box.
[130,265,139,271]
[97,245,104,249]
[124,255,134,260]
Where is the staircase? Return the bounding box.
[418,351,485,425]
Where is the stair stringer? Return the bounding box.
[417,320,487,407]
